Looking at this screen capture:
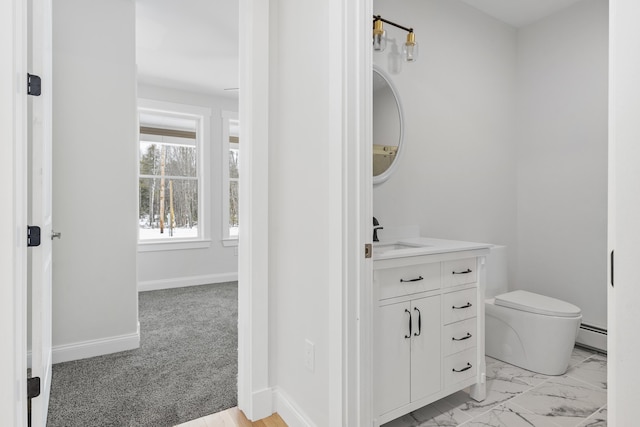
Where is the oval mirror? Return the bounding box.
[373,65,404,185]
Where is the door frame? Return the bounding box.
[607,0,640,423]
[346,0,375,425]
[1,0,28,424]
[237,0,271,419]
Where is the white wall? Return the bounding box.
[136,84,238,289]
[268,1,343,424]
[515,0,608,329]
[373,0,518,280]
[52,0,139,357]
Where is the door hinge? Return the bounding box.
[27,226,41,247]
[27,377,41,399]
[365,243,372,259]
[27,73,41,96]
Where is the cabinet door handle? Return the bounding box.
[404,309,412,339]
[413,307,421,337]
[452,268,472,275]
[452,302,472,310]
[452,332,472,341]
[452,362,472,373]
[400,276,423,283]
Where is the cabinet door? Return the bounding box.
[410,296,441,402]
[374,302,411,416]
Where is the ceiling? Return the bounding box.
[135,0,238,98]
[135,0,585,97]
[459,0,586,28]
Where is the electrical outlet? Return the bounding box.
[304,339,315,372]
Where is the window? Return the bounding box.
[222,112,239,245]
[138,99,211,250]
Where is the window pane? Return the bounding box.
[229,148,239,179]
[140,142,197,178]
[140,143,160,175]
[139,177,198,240]
[229,180,239,236]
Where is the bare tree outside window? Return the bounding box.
[229,144,239,233]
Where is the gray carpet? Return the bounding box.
[47,282,238,427]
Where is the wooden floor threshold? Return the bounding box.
[175,406,287,427]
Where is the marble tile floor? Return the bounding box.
[383,346,607,427]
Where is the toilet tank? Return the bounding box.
[486,245,508,298]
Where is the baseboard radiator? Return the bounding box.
[576,323,607,353]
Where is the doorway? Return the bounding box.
[43,0,243,425]
[134,0,242,422]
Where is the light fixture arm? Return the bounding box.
[373,15,413,35]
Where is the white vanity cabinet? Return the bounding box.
[373,248,489,426]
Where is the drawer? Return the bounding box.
[444,347,477,388]
[376,262,440,300]
[442,288,477,325]
[442,318,477,357]
[442,258,477,288]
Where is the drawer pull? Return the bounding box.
[452,302,472,310]
[452,268,472,275]
[400,276,423,283]
[452,362,472,373]
[452,332,472,341]
[404,309,412,339]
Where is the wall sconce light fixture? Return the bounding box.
[373,15,418,63]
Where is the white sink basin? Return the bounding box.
[372,241,431,256]
[372,237,492,260]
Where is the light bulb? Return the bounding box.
[403,42,418,62]
[373,32,387,52]
[373,19,386,52]
[403,31,418,62]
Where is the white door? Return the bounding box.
[28,0,53,424]
[374,302,411,416]
[608,0,640,423]
[410,296,440,402]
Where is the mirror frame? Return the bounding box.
[373,64,405,185]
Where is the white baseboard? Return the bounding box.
[237,387,274,421]
[273,388,317,427]
[138,272,238,292]
[576,324,607,352]
[250,388,275,421]
[52,322,140,364]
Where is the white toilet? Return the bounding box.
[485,246,582,375]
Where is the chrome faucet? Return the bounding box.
[373,217,383,242]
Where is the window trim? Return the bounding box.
[137,98,212,251]
[221,111,239,246]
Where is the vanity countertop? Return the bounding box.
[373,237,492,260]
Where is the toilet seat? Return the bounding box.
[494,290,581,318]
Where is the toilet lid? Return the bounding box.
[494,290,581,317]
